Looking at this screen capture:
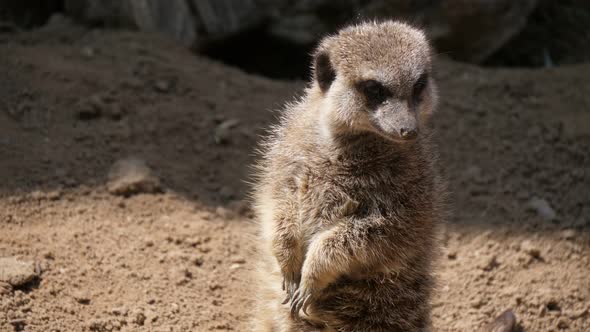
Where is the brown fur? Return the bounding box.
[251,21,448,332]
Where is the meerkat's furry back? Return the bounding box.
[251,21,448,332]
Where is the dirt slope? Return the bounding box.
[0,22,589,331]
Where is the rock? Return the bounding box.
[191,255,204,266]
[105,103,126,120]
[0,257,37,287]
[72,291,91,304]
[214,206,235,220]
[463,165,482,180]
[9,319,26,330]
[219,186,235,200]
[227,199,253,217]
[447,250,457,260]
[0,281,12,295]
[81,46,96,58]
[270,0,538,63]
[479,255,500,271]
[526,197,557,221]
[173,268,192,285]
[185,237,202,247]
[30,190,46,200]
[520,240,542,259]
[76,95,105,120]
[69,0,198,46]
[426,0,539,62]
[77,94,126,121]
[46,189,62,201]
[230,256,246,264]
[208,282,222,291]
[560,229,576,241]
[107,157,162,196]
[64,0,538,63]
[214,118,240,144]
[144,310,159,323]
[556,318,569,329]
[0,22,19,34]
[87,319,108,332]
[42,13,74,31]
[269,13,328,45]
[131,310,146,326]
[481,310,516,332]
[154,80,172,93]
[65,0,269,47]
[470,297,487,309]
[190,0,267,39]
[110,306,129,316]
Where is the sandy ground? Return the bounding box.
[0,22,589,332]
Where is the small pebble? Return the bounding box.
[0,257,37,286]
[560,229,576,241]
[527,197,557,221]
[107,157,162,196]
[520,240,542,259]
[154,80,171,93]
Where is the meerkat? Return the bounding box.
[251,20,444,332]
[251,20,517,332]
[253,21,514,332]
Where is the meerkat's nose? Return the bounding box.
[400,128,418,140]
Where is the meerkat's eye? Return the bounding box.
[357,80,390,105]
[412,73,429,104]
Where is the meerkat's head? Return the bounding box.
[311,21,437,143]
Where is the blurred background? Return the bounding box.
[2,0,590,78]
[0,1,589,332]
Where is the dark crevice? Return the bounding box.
[0,1,64,29]
[200,24,315,81]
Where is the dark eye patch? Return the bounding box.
[357,80,391,106]
[412,73,429,104]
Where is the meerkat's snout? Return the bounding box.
[370,98,419,141]
[357,72,429,141]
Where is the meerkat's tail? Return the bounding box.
[479,309,516,332]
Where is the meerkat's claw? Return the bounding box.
[290,291,302,318]
[283,281,298,304]
[301,294,313,315]
[282,270,301,305]
[290,285,313,318]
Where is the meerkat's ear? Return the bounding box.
[314,52,336,93]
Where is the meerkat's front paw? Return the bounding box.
[289,279,316,318]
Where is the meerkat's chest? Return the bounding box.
[296,169,405,225]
